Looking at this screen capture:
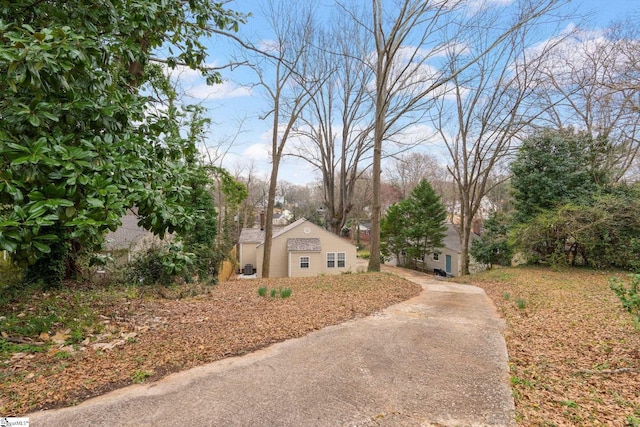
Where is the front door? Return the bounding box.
[445,255,452,275]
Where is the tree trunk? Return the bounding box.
[261,161,280,278]
[460,220,472,276]
[368,117,384,272]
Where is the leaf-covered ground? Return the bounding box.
[457,266,640,426]
[0,272,421,416]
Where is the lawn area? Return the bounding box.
[0,272,420,415]
[457,266,640,426]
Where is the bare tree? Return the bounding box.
[387,152,446,199]
[285,182,325,224]
[354,0,569,272]
[251,2,325,277]
[234,160,269,230]
[347,171,374,246]
[534,20,640,182]
[290,10,376,235]
[433,2,571,275]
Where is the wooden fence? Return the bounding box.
[217,246,237,283]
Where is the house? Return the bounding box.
[349,222,371,242]
[272,211,291,226]
[104,213,165,263]
[238,218,358,278]
[419,223,481,277]
[386,223,482,277]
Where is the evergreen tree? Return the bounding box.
[381,180,447,267]
[510,128,605,223]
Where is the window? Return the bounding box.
[300,256,310,269]
[327,252,335,268]
[327,252,346,268]
[433,253,439,261]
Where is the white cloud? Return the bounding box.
[464,0,514,13]
[243,143,271,162]
[186,81,252,100]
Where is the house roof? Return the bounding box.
[238,228,266,244]
[104,214,153,250]
[441,223,479,253]
[238,225,286,244]
[287,238,321,252]
[254,218,308,248]
[239,218,307,246]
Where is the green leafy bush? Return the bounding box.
[280,288,292,299]
[124,243,194,286]
[470,211,513,268]
[610,274,640,321]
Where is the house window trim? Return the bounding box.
[327,252,335,268]
[433,253,439,261]
[300,256,310,269]
[327,252,346,268]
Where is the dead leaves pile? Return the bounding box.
[1,272,420,415]
[459,267,640,426]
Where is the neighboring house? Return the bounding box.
[104,213,164,263]
[349,222,371,242]
[272,213,289,226]
[386,223,482,277]
[238,218,358,278]
[419,223,481,277]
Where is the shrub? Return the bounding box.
[610,274,640,321]
[280,288,292,299]
[123,243,194,286]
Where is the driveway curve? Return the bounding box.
[28,267,515,426]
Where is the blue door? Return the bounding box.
[445,255,452,275]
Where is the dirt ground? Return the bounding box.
[1,272,421,415]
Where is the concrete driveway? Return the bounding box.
[27,267,515,426]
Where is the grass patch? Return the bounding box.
[132,370,153,384]
[257,287,292,299]
[280,288,292,299]
[357,249,370,259]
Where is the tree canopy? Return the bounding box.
[510,128,606,222]
[0,1,244,285]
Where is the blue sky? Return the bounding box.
[176,0,640,185]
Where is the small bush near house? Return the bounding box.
[123,243,194,286]
[280,288,292,299]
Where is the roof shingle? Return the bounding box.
[287,238,321,252]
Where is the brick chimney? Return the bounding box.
[472,219,481,235]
